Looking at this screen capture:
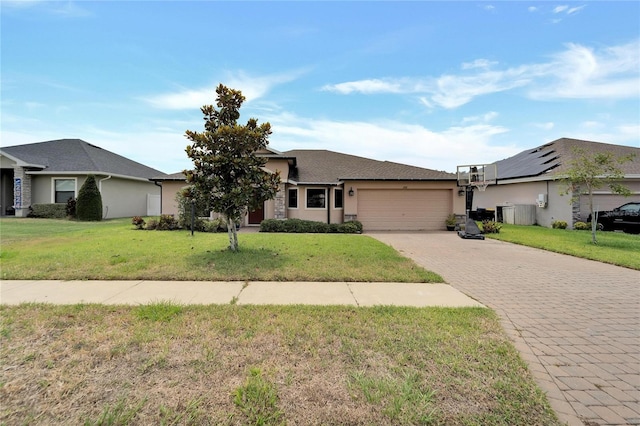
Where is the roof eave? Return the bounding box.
[340,177,456,182]
[0,150,46,169]
[26,170,158,183]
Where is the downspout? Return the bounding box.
[99,175,111,219]
[154,181,162,215]
[98,175,111,192]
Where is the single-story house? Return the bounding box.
[153,148,465,231]
[472,138,640,228]
[0,139,167,218]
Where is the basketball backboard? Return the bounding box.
[456,164,497,189]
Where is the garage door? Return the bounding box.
[357,189,452,231]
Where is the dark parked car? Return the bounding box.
[588,201,640,234]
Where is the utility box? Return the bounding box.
[537,193,547,208]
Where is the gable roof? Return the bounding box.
[495,138,640,180]
[0,139,166,180]
[284,149,455,184]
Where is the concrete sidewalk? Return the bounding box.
[0,280,484,308]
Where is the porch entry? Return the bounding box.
[248,202,265,225]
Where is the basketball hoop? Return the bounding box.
[474,182,489,192]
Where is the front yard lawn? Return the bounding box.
[0,218,441,282]
[0,303,561,425]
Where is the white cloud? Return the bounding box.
[529,40,640,99]
[322,39,639,108]
[143,69,307,110]
[321,79,404,95]
[461,59,498,70]
[566,5,586,15]
[431,68,531,108]
[553,5,569,14]
[528,6,538,12]
[462,111,499,124]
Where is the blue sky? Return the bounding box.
[2,1,639,174]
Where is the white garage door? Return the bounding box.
[357,189,452,231]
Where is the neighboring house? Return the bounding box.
[473,138,640,228]
[153,148,463,231]
[0,139,167,218]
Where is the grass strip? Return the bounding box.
[0,304,560,425]
[485,224,640,270]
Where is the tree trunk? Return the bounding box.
[226,216,238,252]
[588,189,598,244]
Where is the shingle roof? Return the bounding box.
[1,139,166,179]
[495,138,640,180]
[283,149,455,183]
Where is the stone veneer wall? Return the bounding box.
[274,183,286,219]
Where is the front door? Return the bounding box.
[248,203,265,225]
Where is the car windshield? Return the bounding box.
[620,204,640,212]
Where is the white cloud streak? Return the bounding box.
[322,39,640,108]
[143,69,307,110]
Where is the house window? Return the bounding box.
[54,178,76,203]
[288,188,298,209]
[334,188,343,209]
[306,188,326,208]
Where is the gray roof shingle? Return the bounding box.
[1,139,166,179]
[283,149,455,183]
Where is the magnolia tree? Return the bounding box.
[560,147,634,244]
[184,84,280,251]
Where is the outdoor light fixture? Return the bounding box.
[348,187,354,196]
[458,188,465,196]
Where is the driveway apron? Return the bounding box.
[369,232,640,426]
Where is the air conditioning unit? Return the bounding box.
[537,193,547,208]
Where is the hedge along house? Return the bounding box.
[471,138,640,229]
[0,139,167,218]
[154,147,464,231]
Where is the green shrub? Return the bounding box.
[260,219,363,234]
[76,175,103,221]
[157,214,178,230]
[28,204,67,219]
[65,198,76,218]
[481,220,502,234]
[552,220,568,229]
[145,219,159,230]
[338,220,363,233]
[574,221,589,230]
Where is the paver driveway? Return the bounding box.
[369,232,640,426]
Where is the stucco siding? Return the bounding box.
[99,177,160,218]
[160,181,186,217]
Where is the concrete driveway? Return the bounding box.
[368,231,640,426]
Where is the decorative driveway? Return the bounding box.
[369,232,640,426]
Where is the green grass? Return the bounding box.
[0,304,561,425]
[485,224,640,270]
[0,218,441,282]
